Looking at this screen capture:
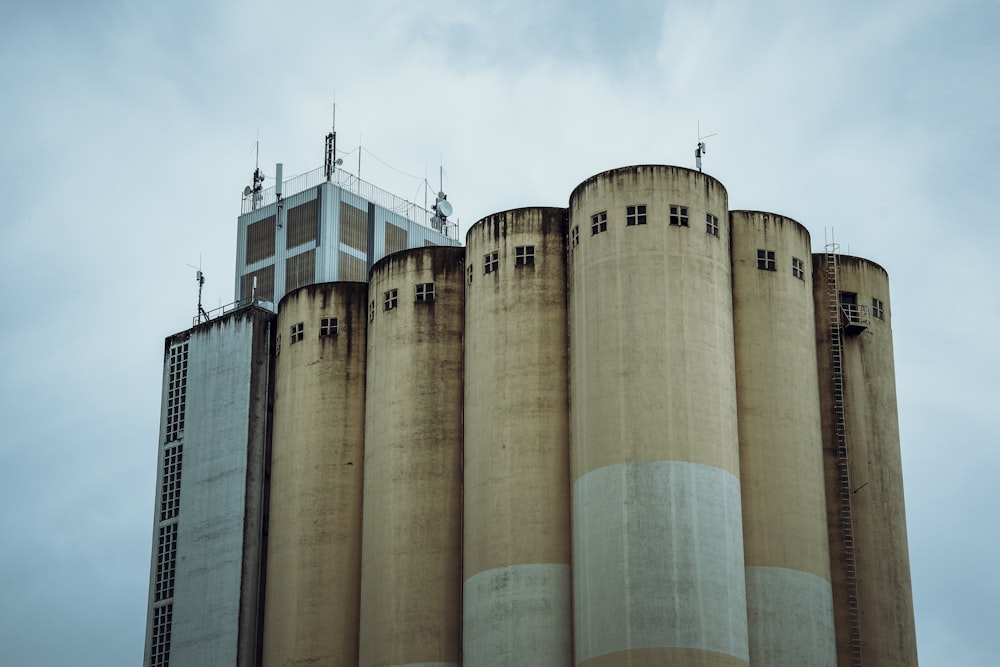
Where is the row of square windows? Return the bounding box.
[574,207,720,245]
[757,250,807,279]
[277,282,439,351]
[468,246,535,284]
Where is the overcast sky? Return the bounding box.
[1,1,997,665]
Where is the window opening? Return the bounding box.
[792,257,805,280]
[591,211,608,235]
[290,322,304,344]
[626,205,647,226]
[415,283,435,302]
[872,297,884,320]
[484,251,499,274]
[757,249,776,271]
[383,289,398,311]
[670,205,689,227]
[320,317,338,336]
[571,226,579,247]
[515,246,535,266]
[706,214,719,236]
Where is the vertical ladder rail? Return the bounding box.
[826,245,864,667]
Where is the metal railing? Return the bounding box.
[240,165,459,240]
[193,296,273,326]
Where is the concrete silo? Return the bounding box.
[812,254,918,667]
[463,207,572,666]
[359,246,466,667]
[262,282,369,666]
[568,165,749,666]
[730,211,836,666]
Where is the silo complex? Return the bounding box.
[149,157,919,667]
[262,282,369,666]
[463,208,572,666]
[568,166,750,666]
[730,212,836,666]
[359,246,466,667]
[812,255,918,667]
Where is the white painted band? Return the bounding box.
[573,461,749,663]
[745,566,836,667]
[463,563,572,667]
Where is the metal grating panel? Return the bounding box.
[339,201,368,252]
[286,201,318,249]
[285,249,316,293]
[245,216,276,264]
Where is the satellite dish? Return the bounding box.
[243,185,252,197]
[436,200,453,218]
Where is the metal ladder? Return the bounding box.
[826,246,864,666]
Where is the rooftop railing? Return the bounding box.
[240,166,459,240]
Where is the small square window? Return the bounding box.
[591,211,608,235]
[792,257,805,280]
[757,249,776,271]
[670,205,689,227]
[706,214,719,237]
[415,283,435,303]
[872,298,885,320]
[320,317,338,336]
[515,246,535,266]
[483,251,499,274]
[467,264,474,285]
[383,289,398,311]
[290,322,304,344]
[626,205,647,226]
[571,226,579,247]
[369,300,375,322]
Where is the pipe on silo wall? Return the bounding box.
[731,211,836,666]
[358,246,465,667]
[568,165,749,667]
[262,282,369,667]
[463,207,572,667]
[812,255,918,667]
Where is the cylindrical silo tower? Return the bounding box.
[463,207,572,666]
[730,211,836,666]
[812,253,918,667]
[262,282,369,667]
[358,246,465,667]
[568,165,749,667]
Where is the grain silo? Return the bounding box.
[568,165,749,666]
[261,282,369,666]
[812,253,918,667]
[730,211,836,666]
[358,246,466,667]
[463,207,572,666]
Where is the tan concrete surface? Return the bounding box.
[812,255,918,667]
[463,208,573,665]
[731,211,836,665]
[359,247,465,667]
[568,165,740,480]
[579,646,750,667]
[262,282,369,667]
[568,166,748,665]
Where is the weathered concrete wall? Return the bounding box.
[731,211,836,666]
[165,306,273,667]
[359,247,465,667]
[812,255,918,667]
[568,165,749,666]
[463,208,572,666]
[262,282,369,667]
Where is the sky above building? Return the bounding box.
[1,1,997,665]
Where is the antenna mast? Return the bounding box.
[324,100,343,181]
[696,122,718,172]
